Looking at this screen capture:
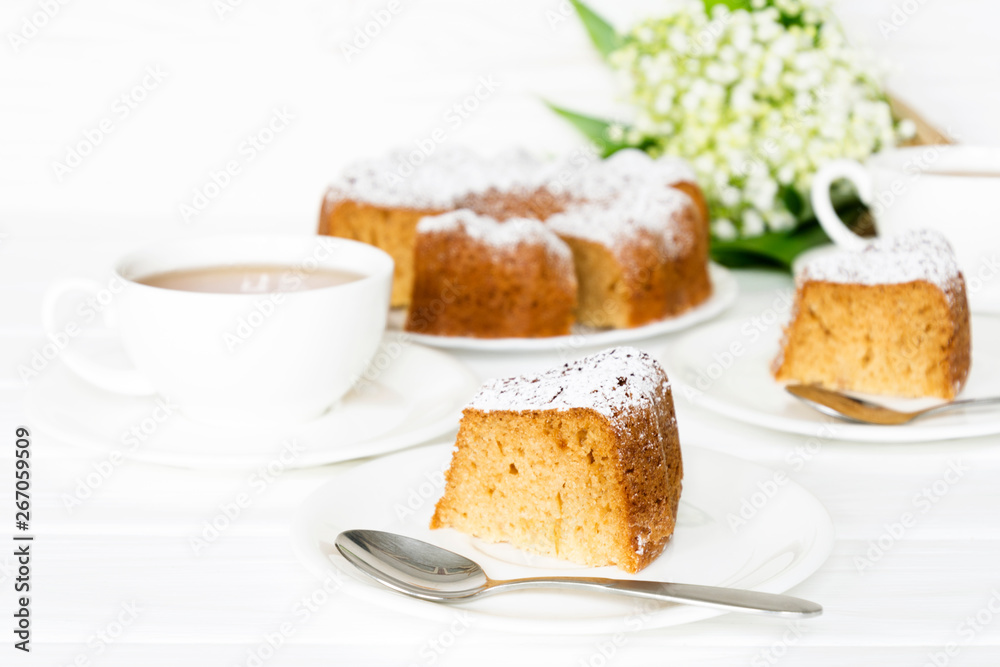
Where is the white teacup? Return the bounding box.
[811,146,1000,312]
[43,235,393,424]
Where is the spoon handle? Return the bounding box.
[487,577,822,618]
[923,395,1000,416]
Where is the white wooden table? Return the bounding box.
[3,0,1000,663]
[3,233,1000,665]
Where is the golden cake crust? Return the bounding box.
[405,211,577,338]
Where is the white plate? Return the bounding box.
[386,263,737,351]
[662,314,1000,443]
[24,336,479,469]
[291,442,833,634]
[795,244,1000,315]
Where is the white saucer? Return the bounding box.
[386,263,737,351]
[662,314,1000,443]
[292,441,833,634]
[25,336,480,469]
[794,244,1000,315]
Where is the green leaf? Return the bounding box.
[545,102,629,157]
[710,220,830,270]
[569,0,622,60]
[702,0,752,13]
[780,185,805,219]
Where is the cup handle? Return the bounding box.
[810,159,875,251]
[42,278,156,395]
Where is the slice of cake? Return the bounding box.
[405,210,578,338]
[547,189,711,328]
[773,229,971,399]
[430,347,683,573]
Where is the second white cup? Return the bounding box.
[811,145,1000,312]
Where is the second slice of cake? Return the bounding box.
[430,347,683,574]
[773,229,971,399]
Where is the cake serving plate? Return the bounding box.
[24,334,479,469]
[662,314,1000,443]
[291,441,834,634]
[386,263,737,352]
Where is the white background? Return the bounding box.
[1,0,998,231]
[2,0,1000,665]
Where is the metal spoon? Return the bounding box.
[786,384,1000,425]
[333,529,822,618]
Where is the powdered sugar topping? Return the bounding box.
[468,347,669,427]
[326,146,553,209]
[325,146,698,218]
[418,209,573,265]
[799,229,964,293]
[547,188,695,258]
[563,148,697,201]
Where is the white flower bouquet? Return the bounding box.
[553,0,915,267]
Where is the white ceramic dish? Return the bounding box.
[662,314,1000,443]
[292,442,833,634]
[386,263,737,351]
[43,235,395,423]
[24,335,479,469]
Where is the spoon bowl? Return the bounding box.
[335,528,488,600]
[334,529,822,618]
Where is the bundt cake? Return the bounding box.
[773,229,971,399]
[430,346,683,574]
[318,148,712,335]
